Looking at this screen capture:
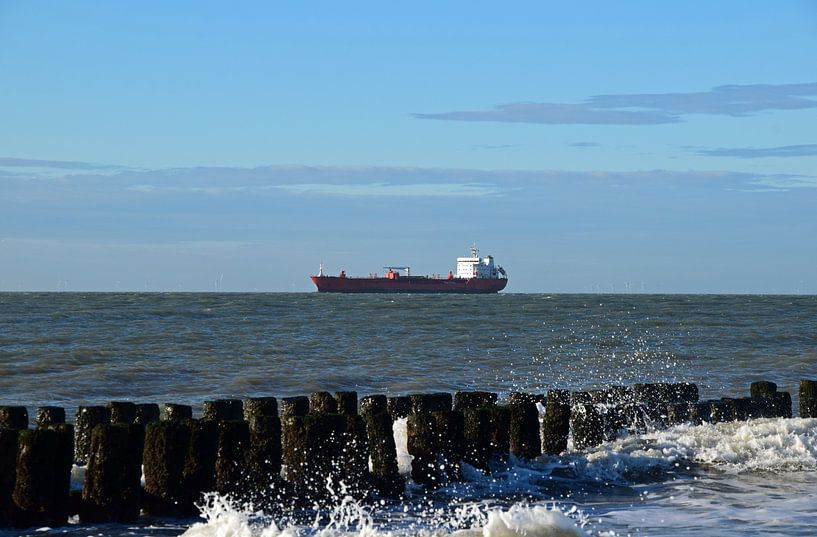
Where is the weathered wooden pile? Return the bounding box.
[0,379,814,529]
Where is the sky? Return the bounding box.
[1,1,815,293]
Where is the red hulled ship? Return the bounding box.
[310,245,508,294]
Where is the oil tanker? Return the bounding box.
[310,245,508,293]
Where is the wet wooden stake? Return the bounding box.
[0,407,28,430]
[246,415,283,494]
[363,410,402,498]
[508,392,541,460]
[340,413,371,498]
[541,389,571,455]
[74,406,108,465]
[0,429,19,528]
[387,396,412,420]
[143,420,192,517]
[488,405,511,459]
[310,392,338,414]
[202,399,243,421]
[453,391,498,411]
[13,428,65,527]
[107,401,137,424]
[35,407,65,427]
[281,415,307,485]
[360,395,388,418]
[243,395,282,498]
[771,392,792,418]
[410,393,452,414]
[183,419,219,508]
[433,410,465,482]
[406,412,440,487]
[462,407,493,471]
[750,381,777,399]
[214,420,250,497]
[135,403,160,425]
[306,413,345,500]
[161,403,193,421]
[280,397,309,418]
[244,397,278,421]
[570,393,604,451]
[336,391,358,415]
[46,424,74,524]
[800,380,817,418]
[82,424,142,522]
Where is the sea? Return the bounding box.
[1,292,816,537]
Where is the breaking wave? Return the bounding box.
[181,494,585,537]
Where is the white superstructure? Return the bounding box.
[456,244,504,279]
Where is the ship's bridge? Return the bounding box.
[456,245,503,279]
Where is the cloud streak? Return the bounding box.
[0,157,120,170]
[694,143,817,159]
[414,82,817,126]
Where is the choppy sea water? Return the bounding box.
[1,292,816,537]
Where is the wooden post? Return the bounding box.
[541,389,571,455]
[410,393,452,414]
[13,429,67,527]
[571,392,604,451]
[35,407,65,427]
[462,407,493,471]
[182,419,219,507]
[214,420,250,497]
[339,413,370,498]
[406,412,439,487]
[161,403,192,421]
[335,392,358,415]
[387,396,412,420]
[363,410,402,497]
[310,392,338,414]
[453,391,497,411]
[360,395,388,418]
[800,380,817,418]
[433,410,465,481]
[143,420,192,517]
[488,405,510,459]
[750,381,777,399]
[244,397,278,421]
[202,399,243,421]
[508,392,540,459]
[0,430,19,527]
[74,406,108,465]
[0,407,28,430]
[107,401,136,424]
[82,424,142,522]
[280,396,309,418]
[135,403,160,425]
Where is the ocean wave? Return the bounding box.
[579,417,817,477]
[181,494,585,537]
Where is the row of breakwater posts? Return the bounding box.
[0,380,815,529]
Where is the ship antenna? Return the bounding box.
[471,242,478,258]
[318,262,324,277]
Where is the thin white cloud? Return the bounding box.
[414,82,817,126]
[750,175,817,191]
[269,182,503,197]
[694,144,817,159]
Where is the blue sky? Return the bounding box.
[1,1,815,292]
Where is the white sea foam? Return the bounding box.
[392,417,413,477]
[578,417,817,480]
[181,494,584,537]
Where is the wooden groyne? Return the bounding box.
[0,379,814,529]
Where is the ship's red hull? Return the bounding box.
[310,275,507,294]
